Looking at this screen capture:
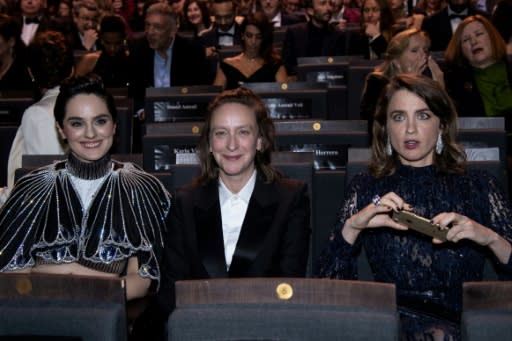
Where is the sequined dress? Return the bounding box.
[317,164,512,339]
[0,154,170,285]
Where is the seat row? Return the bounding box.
[0,273,511,340]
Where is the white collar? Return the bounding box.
[218,170,257,206]
[447,7,468,16]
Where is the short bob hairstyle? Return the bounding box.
[445,15,507,67]
[196,87,279,185]
[369,74,466,178]
[54,73,118,128]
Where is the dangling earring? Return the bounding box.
[386,136,393,156]
[436,132,443,155]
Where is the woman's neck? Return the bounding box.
[243,52,260,62]
[66,153,112,180]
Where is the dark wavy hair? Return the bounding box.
[0,14,24,57]
[27,31,74,89]
[196,87,279,185]
[54,73,118,128]
[240,10,280,65]
[369,74,466,178]
[182,0,212,34]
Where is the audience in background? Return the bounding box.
[0,13,33,93]
[444,15,512,166]
[360,28,444,141]
[199,0,243,82]
[214,11,287,89]
[414,0,446,18]
[74,14,131,87]
[7,31,73,190]
[128,0,147,31]
[68,1,101,50]
[318,74,512,340]
[0,74,170,302]
[200,0,243,49]
[57,0,72,18]
[282,0,347,77]
[180,0,213,37]
[389,0,422,30]
[283,0,304,14]
[330,0,361,26]
[349,0,395,59]
[491,0,512,55]
[421,0,488,51]
[129,1,209,151]
[111,0,135,26]
[236,0,256,16]
[129,1,209,111]
[256,0,306,27]
[17,0,56,45]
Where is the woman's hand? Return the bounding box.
[432,212,497,245]
[342,192,412,244]
[432,212,512,264]
[205,46,217,58]
[393,54,427,75]
[428,56,445,88]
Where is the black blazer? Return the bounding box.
[157,175,311,316]
[282,21,348,75]
[280,11,307,26]
[128,34,209,110]
[347,31,388,59]
[421,7,489,51]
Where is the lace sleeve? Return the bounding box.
[483,174,512,278]
[316,175,367,279]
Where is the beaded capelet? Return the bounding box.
[0,154,170,284]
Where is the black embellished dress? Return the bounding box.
[0,154,170,285]
[317,164,512,340]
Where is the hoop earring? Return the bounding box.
[436,132,443,155]
[386,136,393,156]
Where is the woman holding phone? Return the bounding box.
[318,74,512,340]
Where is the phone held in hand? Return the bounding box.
[392,210,449,241]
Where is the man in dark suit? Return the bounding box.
[200,0,243,48]
[129,1,209,111]
[282,0,347,77]
[128,1,209,152]
[421,0,488,51]
[199,0,243,83]
[68,1,100,51]
[17,0,57,46]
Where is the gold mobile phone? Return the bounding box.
[392,210,449,241]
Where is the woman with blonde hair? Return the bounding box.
[360,28,444,141]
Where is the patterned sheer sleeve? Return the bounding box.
[480,172,512,278]
[316,174,369,279]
